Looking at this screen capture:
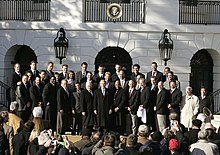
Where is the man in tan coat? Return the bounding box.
[181,86,199,129]
[8,101,24,135]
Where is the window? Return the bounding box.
[179,0,220,24]
[0,0,50,21]
[84,0,146,23]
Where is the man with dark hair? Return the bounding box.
[130,64,145,81]
[164,71,180,90]
[28,60,40,83]
[147,76,158,131]
[199,86,214,113]
[112,80,126,135]
[168,80,182,119]
[76,62,89,84]
[74,128,91,154]
[42,76,58,131]
[125,80,140,134]
[93,64,105,84]
[121,134,140,155]
[44,62,54,84]
[25,70,34,87]
[162,67,178,82]
[59,64,69,82]
[81,131,102,155]
[140,131,163,154]
[92,133,116,155]
[146,62,163,84]
[184,119,202,145]
[72,82,83,135]
[39,70,47,90]
[29,77,43,109]
[111,64,122,82]
[16,75,32,123]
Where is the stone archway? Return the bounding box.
[95,46,132,76]
[4,45,37,84]
[190,49,213,96]
[14,45,37,74]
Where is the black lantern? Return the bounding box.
[54,28,68,64]
[158,29,173,66]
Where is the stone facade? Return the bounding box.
[0,0,220,94]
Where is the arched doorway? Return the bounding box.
[4,45,37,84]
[13,45,37,74]
[190,49,213,96]
[95,46,132,76]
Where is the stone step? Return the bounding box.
[211,115,220,133]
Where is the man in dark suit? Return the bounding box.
[184,119,202,146]
[139,78,150,124]
[198,86,214,114]
[27,60,40,83]
[146,62,163,85]
[39,70,47,91]
[130,64,145,81]
[80,72,97,90]
[125,80,140,134]
[93,64,105,84]
[57,79,74,134]
[16,75,32,123]
[155,81,170,133]
[93,79,113,132]
[10,63,22,101]
[80,82,96,132]
[168,80,182,121]
[111,64,122,82]
[104,72,114,90]
[119,70,129,89]
[162,66,178,82]
[25,71,35,89]
[42,76,58,131]
[44,62,54,84]
[164,71,180,90]
[112,80,126,135]
[29,77,43,110]
[76,62,89,84]
[59,64,68,82]
[147,76,158,131]
[72,82,83,135]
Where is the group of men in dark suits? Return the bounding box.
[10,60,213,136]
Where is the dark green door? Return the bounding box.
[95,46,132,76]
[190,49,213,96]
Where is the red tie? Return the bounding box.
[129,90,132,97]
[152,71,156,76]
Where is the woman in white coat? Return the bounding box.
[180,86,199,129]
